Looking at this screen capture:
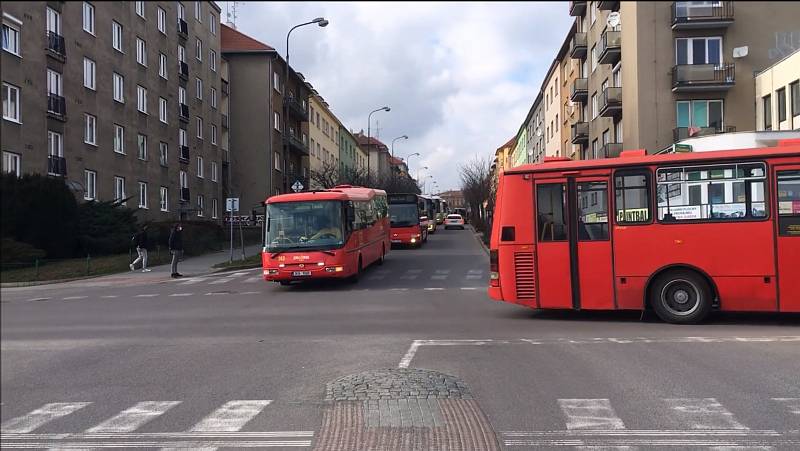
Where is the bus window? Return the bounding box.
[777,170,800,236]
[537,184,567,241]
[577,182,609,240]
[615,170,651,224]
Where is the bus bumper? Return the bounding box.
[488,286,502,301]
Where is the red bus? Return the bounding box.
[489,142,800,323]
[388,193,427,247]
[262,185,390,284]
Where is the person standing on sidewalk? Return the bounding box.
[130,225,151,272]
[168,223,184,278]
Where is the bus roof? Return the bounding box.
[504,145,800,176]
[265,185,386,204]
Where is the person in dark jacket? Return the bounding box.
[168,223,184,278]
[130,225,151,272]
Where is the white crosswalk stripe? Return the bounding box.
[189,400,272,432]
[664,398,748,430]
[773,398,800,416]
[558,399,626,430]
[178,278,207,285]
[208,278,235,285]
[1,403,92,433]
[243,277,262,283]
[86,401,181,433]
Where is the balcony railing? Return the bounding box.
[177,18,188,37]
[673,125,736,142]
[569,1,587,16]
[284,94,308,121]
[179,145,190,162]
[286,133,309,155]
[598,87,622,117]
[180,187,190,202]
[221,113,229,129]
[570,32,587,59]
[671,1,734,29]
[570,78,588,103]
[47,31,65,57]
[598,0,619,10]
[179,61,189,79]
[600,142,623,158]
[672,63,735,92]
[597,29,621,65]
[571,122,589,144]
[179,103,189,121]
[221,80,229,95]
[47,93,66,118]
[47,155,67,176]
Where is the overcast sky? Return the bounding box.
[219,1,573,192]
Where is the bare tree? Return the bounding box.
[310,161,374,190]
[459,156,493,234]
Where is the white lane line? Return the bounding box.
[465,275,484,280]
[204,292,228,296]
[0,440,313,448]
[398,340,423,369]
[558,399,626,430]
[388,288,408,292]
[100,295,118,299]
[189,400,272,432]
[208,278,235,285]
[1,402,92,433]
[243,277,262,283]
[169,293,193,297]
[4,432,315,439]
[86,401,181,433]
[467,269,484,274]
[240,291,260,295]
[435,270,451,274]
[231,272,251,277]
[664,398,748,430]
[134,294,159,298]
[399,275,419,280]
[26,297,51,302]
[423,288,444,291]
[772,398,800,416]
[178,278,207,285]
[460,287,478,290]
[62,296,87,300]
[430,275,448,280]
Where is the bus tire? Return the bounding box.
[279,281,291,286]
[349,256,362,284]
[649,270,712,324]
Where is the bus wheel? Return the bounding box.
[279,281,291,286]
[650,270,712,324]
[349,256,362,284]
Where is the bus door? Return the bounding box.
[774,166,800,312]
[535,179,572,309]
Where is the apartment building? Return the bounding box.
[355,132,391,181]
[1,1,223,221]
[568,0,800,158]
[755,49,800,131]
[307,90,340,189]
[338,125,361,176]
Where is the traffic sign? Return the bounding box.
[292,181,304,192]
[226,197,240,212]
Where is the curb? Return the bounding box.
[469,225,490,256]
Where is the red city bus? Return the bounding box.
[262,185,390,284]
[388,193,427,247]
[489,142,800,323]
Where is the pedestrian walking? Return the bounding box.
[130,225,151,272]
[168,223,184,278]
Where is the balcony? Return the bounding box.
[284,94,308,121]
[221,80,229,95]
[179,103,189,122]
[179,61,189,79]
[47,93,66,119]
[46,31,65,58]
[177,18,188,38]
[598,0,619,10]
[600,142,623,158]
[571,122,589,144]
[569,1,587,16]
[672,63,735,92]
[570,32,587,59]
[598,29,621,65]
[221,113,229,129]
[179,145,190,163]
[673,125,735,142]
[570,78,588,103]
[285,133,309,155]
[598,87,622,118]
[47,155,67,176]
[671,2,734,30]
[180,187,190,202]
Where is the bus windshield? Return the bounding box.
[389,204,419,227]
[266,201,344,251]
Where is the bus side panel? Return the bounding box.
[536,244,572,309]
[578,242,615,310]
[715,277,777,311]
[615,277,647,310]
[496,174,537,306]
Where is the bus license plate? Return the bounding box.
[292,271,311,277]
[391,239,402,243]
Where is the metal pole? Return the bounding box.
[239,215,245,260]
[229,207,234,263]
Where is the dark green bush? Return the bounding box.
[75,200,139,255]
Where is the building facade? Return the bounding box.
[338,125,359,176]
[755,49,800,131]
[307,91,339,189]
[355,132,390,181]
[2,1,224,221]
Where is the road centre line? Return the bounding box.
[26,297,51,302]
[61,296,87,300]
[100,295,118,299]
[134,294,159,298]
[169,293,193,297]
[423,288,444,291]
[239,291,260,295]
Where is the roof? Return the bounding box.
[221,24,276,53]
[354,132,388,150]
[496,137,516,154]
[266,186,387,204]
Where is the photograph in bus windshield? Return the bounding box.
[389,204,419,227]
[267,201,344,251]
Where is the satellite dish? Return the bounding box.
[607,12,620,28]
[536,128,542,137]
[732,46,748,58]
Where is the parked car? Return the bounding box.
[444,214,465,230]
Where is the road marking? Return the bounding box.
[423,287,444,291]
[388,288,408,292]
[431,275,448,280]
[208,278,235,285]
[231,272,251,277]
[501,429,789,448]
[465,275,484,280]
[100,295,118,299]
[62,296,87,300]
[204,292,228,296]
[26,297,51,302]
[467,269,484,274]
[559,399,626,430]
[169,293,193,297]
[664,398,748,430]
[134,294,159,298]
[773,398,800,416]
[189,400,272,432]
[240,291,260,295]
[86,401,181,433]
[460,287,479,290]
[243,277,262,283]
[178,278,207,285]
[0,439,313,448]
[1,402,92,433]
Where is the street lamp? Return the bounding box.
[403,152,420,167]
[391,135,408,159]
[366,106,390,182]
[282,17,328,192]
[416,165,428,183]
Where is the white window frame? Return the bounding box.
[3,151,21,177]
[137,133,147,160]
[112,21,123,52]
[138,181,148,208]
[177,2,185,21]
[274,152,281,171]
[2,82,21,123]
[211,124,217,145]
[591,92,598,119]
[210,87,217,108]
[160,186,168,211]
[179,128,187,146]
[274,111,280,131]
[195,1,202,22]
[136,37,147,66]
[47,68,62,96]
[47,130,63,158]
[46,7,60,34]
[210,49,216,71]
[591,44,597,73]
[273,72,280,92]
[195,38,202,61]
[197,155,204,178]
[84,170,96,200]
[83,57,96,90]
[180,170,188,189]
[159,97,168,123]
[211,161,218,182]
[179,85,186,105]
[113,72,124,102]
[159,142,168,166]
[2,15,22,56]
[114,176,126,204]
[159,52,168,79]
[196,77,203,100]
[675,36,723,65]
[136,85,148,114]
[114,124,125,154]
[83,2,95,35]
[178,44,186,63]
[157,7,166,34]
[212,198,218,218]
[196,116,203,139]
[135,1,145,18]
[84,113,96,145]
[197,194,204,217]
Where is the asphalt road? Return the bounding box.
[1,226,798,450]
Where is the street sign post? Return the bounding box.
[226,198,239,262]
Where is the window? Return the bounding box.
[591,139,598,159]
[577,182,609,240]
[159,142,168,166]
[2,82,20,122]
[590,0,597,24]
[555,114,558,132]
[590,45,597,72]
[615,170,652,224]
[210,13,216,34]
[274,111,281,131]
[537,184,567,241]
[112,21,123,52]
[159,53,168,79]
[177,2,185,21]
[179,128,187,146]
[212,198,218,218]
[137,85,147,113]
[179,86,186,104]
[3,16,21,56]
[791,80,800,117]
[113,72,124,102]
[178,44,186,63]
[273,72,280,92]
[676,99,724,131]
[84,170,96,200]
[211,161,218,181]
[48,131,63,158]
[591,92,597,119]
[196,77,203,99]
[195,1,202,21]
[138,182,148,208]
[83,2,95,34]
[197,156,204,178]
[83,57,96,89]
[3,151,21,177]
[195,38,202,61]
[160,186,168,211]
[210,49,216,71]
[274,152,281,171]
[675,37,722,65]
[615,119,623,143]
[114,124,125,153]
[114,176,126,204]
[777,170,800,236]
[763,95,772,130]
[157,7,166,33]
[777,88,787,123]
[46,7,60,34]
[47,69,62,96]
[137,134,147,160]
[196,117,203,138]
[197,194,204,217]
[159,97,168,123]
[657,163,767,222]
[84,113,96,145]
[136,38,147,66]
[135,1,145,18]
[211,124,217,145]
[210,87,217,108]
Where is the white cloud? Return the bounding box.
[221,1,572,191]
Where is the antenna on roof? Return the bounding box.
[227,1,240,29]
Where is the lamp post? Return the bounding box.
[366,106,390,183]
[416,165,428,184]
[283,17,328,192]
[391,135,408,160]
[423,174,433,194]
[403,152,420,168]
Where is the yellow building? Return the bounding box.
[307,90,341,189]
[755,49,800,131]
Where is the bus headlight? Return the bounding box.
[317,262,325,266]
[267,269,279,275]
[326,266,344,273]
[410,238,417,244]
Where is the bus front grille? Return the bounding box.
[514,252,536,300]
